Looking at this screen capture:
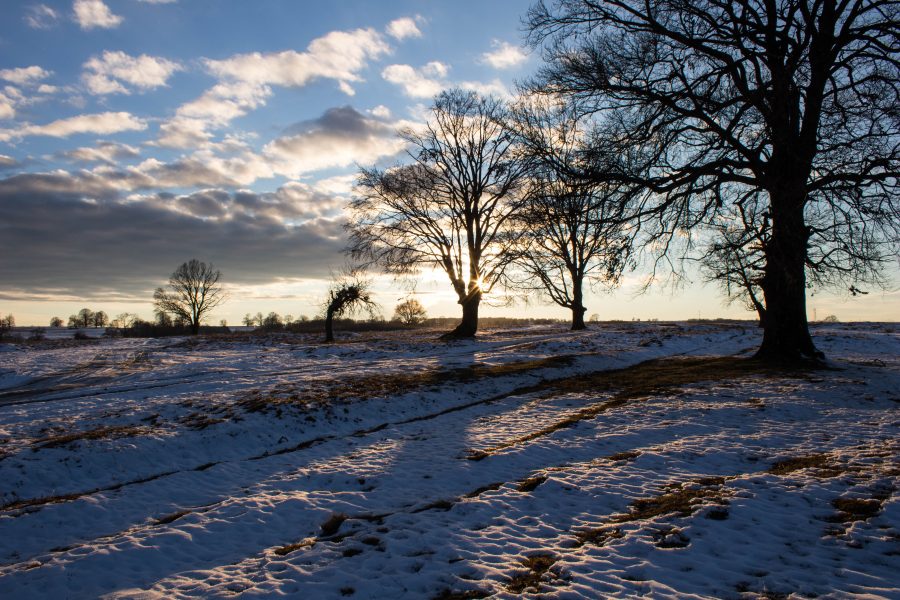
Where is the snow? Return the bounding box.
[0,322,897,599]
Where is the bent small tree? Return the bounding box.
[323,274,378,343]
[349,89,529,338]
[526,0,900,363]
[153,259,225,335]
[508,98,633,330]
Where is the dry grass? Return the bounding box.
[517,475,548,492]
[273,538,316,556]
[573,526,624,547]
[832,497,884,522]
[320,513,349,537]
[238,355,575,414]
[767,454,844,477]
[468,356,793,460]
[612,477,730,523]
[34,425,147,449]
[606,450,642,462]
[432,589,490,600]
[506,553,558,594]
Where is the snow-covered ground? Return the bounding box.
[0,321,897,599]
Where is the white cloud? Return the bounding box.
[73,0,123,30]
[386,17,422,41]
[480,40,528,69]
[370,105,391,119]
[61,141,140,164]
[177,81,271,124]
[205,28,390,93]
[382,62,449,98]
[314,174,358,196]
[156,27,391,148]
[0,66,52,86]
[263,106,407,177]
[0,96,14,120]
[24,4,61,29]
[155,117,214,149]
[459,78,512,98]
[37,84,59,94]
[0,112,146,142]
[82,51,182,95]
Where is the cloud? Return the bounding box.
[73,0,123,30]
[383,61,511,99]
[0,94,15,120]
[59,141,140,164]
[24,4,61,29]
[263,105,406,177]
[156,27,389,148]
[0,155,20,170]
[382,62,448,98]
[0,112,147,142]
[82,51,181,95]
[154,81,271,148]
[155,117,214,149]
[0,173,347,299]
[370,105,391,119]
[386,17,422,41]
[0,66,52,86]
[205,28,389,93]
[480,40,528,69]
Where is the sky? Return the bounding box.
[1,0,897,327]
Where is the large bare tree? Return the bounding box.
[153,259,225,335]
[349,89,529,338]
[508,98,634,330]
[526,0,900,363]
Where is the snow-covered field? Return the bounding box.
[0,322,897,599]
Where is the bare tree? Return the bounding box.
[349,89,529,338]
[262,312,283,329]
[323,273,379,343]
[77,308,94,329]
[393,297,428,325]
[49,316,63,328]
[526,0,900,363]
[153,259,226,335]
[242,313,255,327]
[508,97,634,330]
[114,312,138,329]
[0,314,13,338]
[92,310,109,328]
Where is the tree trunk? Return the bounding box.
[324,310,335,343]
[756,191,821,364]
[571,306,587,330]
[441,292,481,339]
[190,321,200,335]
[570,280,587,330]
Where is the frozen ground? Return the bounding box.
[0,321,897,599]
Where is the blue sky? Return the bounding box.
[1,0,896,326]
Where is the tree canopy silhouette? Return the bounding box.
[349,89,529,339]
[153,259,225,335]
[526,0,899,362]
[507,97,634,330]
